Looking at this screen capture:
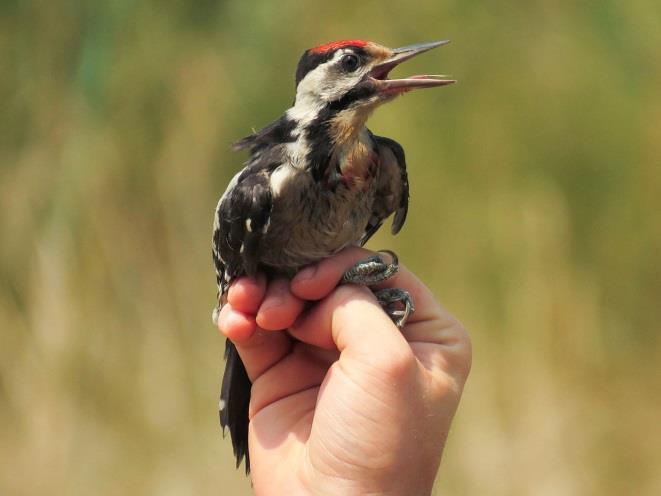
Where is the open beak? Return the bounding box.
[369,40,455,94]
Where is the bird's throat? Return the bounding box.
[329,106,374,146]
[335,127,378,189]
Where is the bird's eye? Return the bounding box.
[340,53,360,72]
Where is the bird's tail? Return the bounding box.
[220,339,252,473]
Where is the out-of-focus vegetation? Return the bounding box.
[1,1,659,494]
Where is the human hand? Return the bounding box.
[216,247,471,495]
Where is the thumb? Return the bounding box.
[289,284,416,372]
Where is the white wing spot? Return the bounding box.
[246,218,253,232]
[219,399,226,411]
[239,243,245,254]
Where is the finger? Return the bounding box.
[289,284,414,370]
[291,247,440,325]
[217,301,294,382]
[217,303,258,342]
[256,278,306,331]
[406,321,472,386]
[228,325,293,382]
[227,274,267,314]
[290,247,370,300]
[291,247,470,384]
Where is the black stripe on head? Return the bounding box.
[327,82,375,112]
[295,44,368,87]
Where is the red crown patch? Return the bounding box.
[310,39,368,54]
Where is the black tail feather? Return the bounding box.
[220,339,252,473]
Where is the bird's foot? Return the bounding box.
[341,250,414,328]
[341,250,399,286]
[374,288,415,328]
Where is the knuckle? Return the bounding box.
[372,345,417,380]
[430,373,462,402]
[448,320,472,378]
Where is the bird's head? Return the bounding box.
[291,39,454,127]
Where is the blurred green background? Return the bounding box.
[1,0,660,494]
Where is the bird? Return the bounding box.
[212,39,454,473]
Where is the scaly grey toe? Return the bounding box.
[341,250,399,286]
[374,287,415,328]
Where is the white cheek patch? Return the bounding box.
[294,50,366,112]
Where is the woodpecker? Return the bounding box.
[212,39,454,472]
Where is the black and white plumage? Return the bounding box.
[212,39,454,472]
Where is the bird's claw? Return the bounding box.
[341,249,399,286]
[341,250,414,327]
[374,287,415,328]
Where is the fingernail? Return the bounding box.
[259,282,287,312]
[259,295,284,311]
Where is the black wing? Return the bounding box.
[212,163,275,474]
[212,166,274,299]
[360,134,410,245]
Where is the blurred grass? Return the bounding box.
[1,1,660,494]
